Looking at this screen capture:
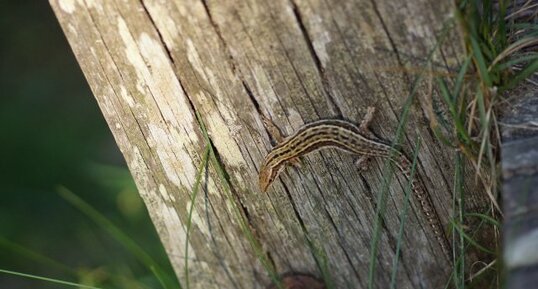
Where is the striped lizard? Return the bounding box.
[258,107,450,257]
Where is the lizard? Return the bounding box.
[258,107,450,258]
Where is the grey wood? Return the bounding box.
[49,0,488,288]
[501,92,538,289]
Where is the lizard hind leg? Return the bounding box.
[354,106,377,172]
[288,157,302,169]
[354,156,370,172]
[358,106,376,137]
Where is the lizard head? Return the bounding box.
[259,162,284,192]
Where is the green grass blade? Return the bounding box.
[508,23,538,31]
[496,53,538,71]
[475,86,487,128]
[453,54,473,102]
[437,78,472,145]
[194,111,282,289]
[0,268,104,289]
[444,208,497,289]
[208,141,281,288]
[452,152,465,289]
[56,186,175,289]
[450,220,494,254]
[471,35,493,87]
[497,0,507,51]
[184,145,210,289]
[474,86,492,174]
[464,213,500,227]
[490,36,538,69]
[368,19,453,289]
[0,237,74,275]
[481,0,492,33]
[432,126,456,147]
[305,238,335,289]
[367,163,396,289]
[389,140,420,289]
[502,58,538,91]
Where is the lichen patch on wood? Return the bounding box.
[58,0,76,14]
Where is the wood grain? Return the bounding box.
[50,0,487,288]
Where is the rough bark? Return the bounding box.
[50,0,487,288]
[501,90,538,289]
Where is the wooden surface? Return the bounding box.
[50,0,487,288]
[501,90,538,289]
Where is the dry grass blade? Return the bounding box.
[467,260,497,282]
[489,37,538,69]
[504,0,538,20]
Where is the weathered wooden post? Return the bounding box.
[50,0,488,288]
[501,92,538,289]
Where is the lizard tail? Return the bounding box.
[394,153,452,259]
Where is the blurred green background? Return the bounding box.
[0,1,176,288]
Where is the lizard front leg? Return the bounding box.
[354,106,377,172]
